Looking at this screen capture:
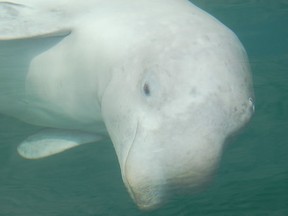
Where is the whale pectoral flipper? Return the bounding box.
[0,1,71,117]
[17,129,103,159]
[0,1,70,39]
[0,33,70,118]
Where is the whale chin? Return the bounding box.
[124,172,215,211]
[127,183,165,211]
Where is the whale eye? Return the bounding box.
[143,82,151,96]
[141,71,159,98]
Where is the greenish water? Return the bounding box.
[1,1,288,215]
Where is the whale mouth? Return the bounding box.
[122,120,139,200]
[121,121,167,210]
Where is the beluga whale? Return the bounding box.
[0,0,254,210]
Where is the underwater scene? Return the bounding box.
[0,0,287,215]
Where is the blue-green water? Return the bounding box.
[1,1,288,215]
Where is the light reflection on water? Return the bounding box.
[0,1,288,215]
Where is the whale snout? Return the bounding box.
[123,135,220,210]
[124,163,215,211]
[124,156,167,210]
[126,181,165,210]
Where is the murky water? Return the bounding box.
[0,1,288,215]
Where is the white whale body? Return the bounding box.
[0,0,254,210]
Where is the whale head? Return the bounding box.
[101,15,254,211]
